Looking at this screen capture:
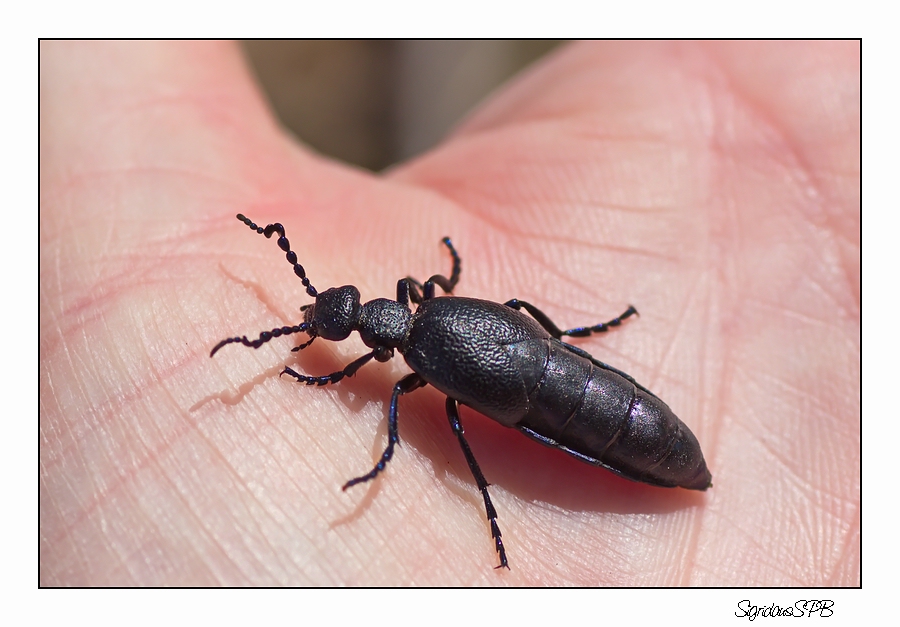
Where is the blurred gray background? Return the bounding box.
[242,41,563,172]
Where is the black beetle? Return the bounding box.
[211,214,712,570]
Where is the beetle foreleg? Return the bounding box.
[280,348,385,386]
[504,300,638,339]
[397,278,422,305]
[342,373,426,490]
[445,397,509,570]
[406,236,462,302]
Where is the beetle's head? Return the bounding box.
[303,285,361,342]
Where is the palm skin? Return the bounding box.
[40,41,859,586]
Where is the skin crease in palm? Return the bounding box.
[40,41,859,586]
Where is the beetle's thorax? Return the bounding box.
[357,297,412,349]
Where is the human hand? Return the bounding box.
[40,40,859,585]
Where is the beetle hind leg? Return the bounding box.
[445,397,509,570]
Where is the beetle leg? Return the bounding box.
[401,233,462,302]
[280,349,381,386]
[342,373,426,490]
[403,237,461,302]
[413,236,461,301]
[559,304,638,337]
[398,277,423,305]
[504,300,638,339]
[445,397,509,570]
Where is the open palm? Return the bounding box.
[40,41,859,586]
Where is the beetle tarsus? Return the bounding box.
[341,373,426,490]
[446,397,509,570]
[280,350,380,386]
[504,299,638,339]
[406,236,461,302]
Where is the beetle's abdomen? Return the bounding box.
[515,339,711,490]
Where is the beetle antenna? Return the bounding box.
[235,214,318,298]
[210,323,312,357]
